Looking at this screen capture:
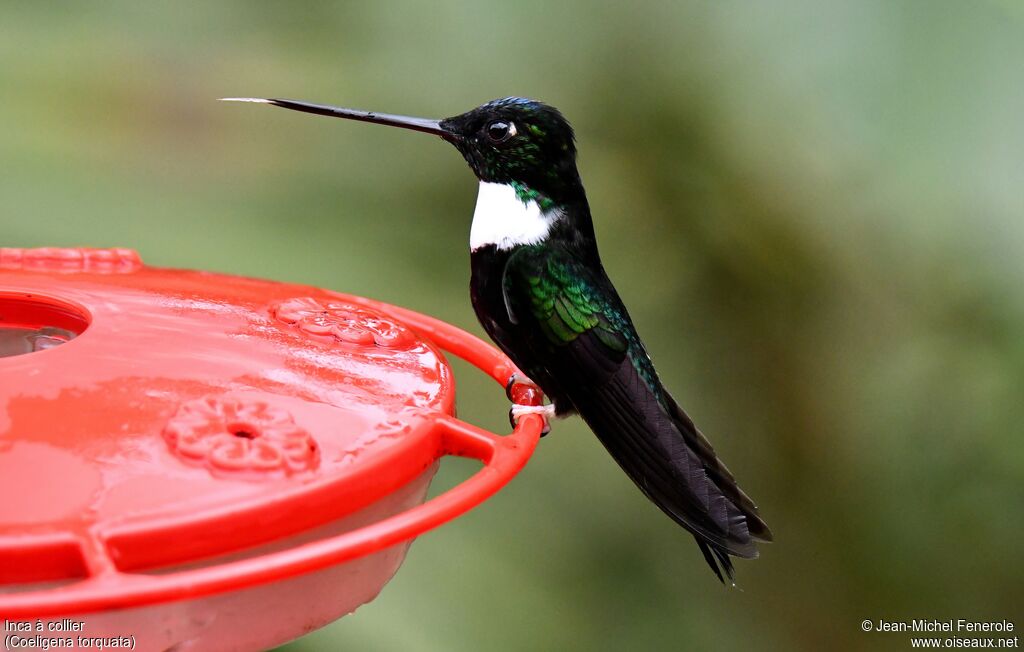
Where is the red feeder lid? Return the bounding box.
[0,247,544,617]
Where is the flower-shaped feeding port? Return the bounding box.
[0,247,142,274]
[163,395,319,476]
[271,297,416,349]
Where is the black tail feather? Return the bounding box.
[697,539,735,584]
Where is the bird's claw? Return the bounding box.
[505,372,542,401]
[508,403,555,436]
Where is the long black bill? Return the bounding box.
[220,97,457,142]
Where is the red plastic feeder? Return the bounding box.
[0,247,543,650]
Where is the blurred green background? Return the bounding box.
[2,2,1022,650]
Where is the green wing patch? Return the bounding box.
[512,250,628,353]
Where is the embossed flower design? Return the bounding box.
[0,247,142,274]
[163,395,319,475]
[271,297,415,349]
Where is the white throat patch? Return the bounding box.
[470,182,558,251]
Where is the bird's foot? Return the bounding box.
[505,372,542,401]
[508,403,556,436]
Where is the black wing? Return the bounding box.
[504,244,772,581]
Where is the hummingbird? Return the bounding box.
[222,96,772,581]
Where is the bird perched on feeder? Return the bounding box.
[222,96,772,581]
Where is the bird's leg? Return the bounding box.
[508,403,557,436]
[505,371,542,401]
[505,371,556,435]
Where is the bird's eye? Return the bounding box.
[486,120,516,143]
